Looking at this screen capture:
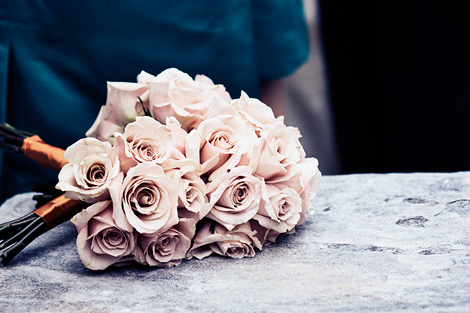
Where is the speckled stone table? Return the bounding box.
[1,172,469,312]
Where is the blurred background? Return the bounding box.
[2,0,470,201]
[286,0,470,175]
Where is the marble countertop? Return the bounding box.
[1,172,469,312]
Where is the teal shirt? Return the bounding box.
[0,0,308,200]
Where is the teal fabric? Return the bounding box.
[0,0,308,200]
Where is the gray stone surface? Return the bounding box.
[1,172,469,312]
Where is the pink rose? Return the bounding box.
[166,165,207,215]
[113,116,174,173]
[201,166,265,230]
[186,115,256,181]
[250,219,294,247]
[297,158,322,225]
[109,163,179,234]
[187,221,262,260]
[165,116,188,155]
[253,184,302,233]
[135,218,196,267]
[252,123,306,182]
[232,91,284,130]
[71,200,137,270]
[57,138,120,202]
[141,68,234,130]
[86,82,149,142]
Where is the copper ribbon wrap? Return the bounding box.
[33,194,88,230]
[22,135,68,171]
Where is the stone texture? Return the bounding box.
[1,172,469,312]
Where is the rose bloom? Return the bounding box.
[253,184,303,233]
[86,81,149,142]
[166,165,207,215]
[135,218,196,267]
[249,219,294,247]
[297,157,322,225]
[114,116,174,173]
[201,166,265,230]
[185,114,256,181]
[138,68,234,131]
[253,123,306,182]
[165,116,188,156]
[187,220,262,260]
[56,138,120,202]
[109,163,179,234]
[71,200,137,270]
[232,91,284,131]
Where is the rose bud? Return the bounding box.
[86,81,149,142]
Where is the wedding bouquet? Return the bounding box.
[0,68,321,270]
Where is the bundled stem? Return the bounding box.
[1,123,84,266]
[0,123,67,170]
[0,194,87,266]
[0,123,29,153]
[0,213,46,266]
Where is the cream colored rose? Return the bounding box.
[166,165,207,215]
[252,123,306,182]
[297,157,322,225]
[253,184,302,233]
[135,218,196,267]
[232,91,284,130]
[141,68,234,131]
[250,219,294,247]
[187,221,262,260]
[114,116,174,173]
[165,116,188,155]
[56,138,120,202]
[86,82,149,142]
[71,200,137,270]
[186,115,256,181]
[201,166,265,230]
[109,163,179,234]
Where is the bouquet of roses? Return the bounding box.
[0,68,321,270]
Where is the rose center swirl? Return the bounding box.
[274,138,289,164]
[278,200,289,216]
[231,182,248,207]
[86,163,107,185]
[185,183,199,203]
[209,131,234,150]
[103,229,124,246]
[130,182,161,215]
[133,139,167,163]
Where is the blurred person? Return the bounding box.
[0,0,309,200]
[284,0,341,174]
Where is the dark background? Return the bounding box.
[318,1,470,174]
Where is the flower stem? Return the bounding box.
[0,212,38,240]
[0,140,22,153]
[0,215,43,250]
[0,123,27,153]
[0,123,31,139]
[0,217,46,266]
